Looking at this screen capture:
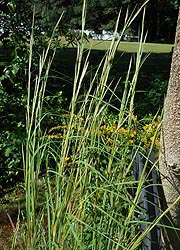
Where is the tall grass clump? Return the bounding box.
[19,0,172,249]
[22,11,63,249]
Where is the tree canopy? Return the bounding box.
[0,0,179,44]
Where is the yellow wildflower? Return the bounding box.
[39,134,65,139]
[118,127,127,135]
[48,134,65,139]
[150,136,154,141]
[64,156,70,162]
[48,125,68,133]
[155,139,160,148]
[100,125,114,132]
[132,114,137,122]
[130,129,137,137]
[127,139,134,145]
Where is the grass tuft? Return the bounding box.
[14,1,178,249]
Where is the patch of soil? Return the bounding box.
[0,212,14,250]
[0,188,24,250]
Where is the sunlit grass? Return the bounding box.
[84,40,173,53]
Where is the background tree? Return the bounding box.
[145,0,179,42]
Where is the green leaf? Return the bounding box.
[5,147,12,157]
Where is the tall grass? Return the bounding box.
[16,0,178,249]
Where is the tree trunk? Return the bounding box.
[159,6,180,250]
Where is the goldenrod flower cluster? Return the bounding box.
[141,119,161,149]
[42,113,161,151]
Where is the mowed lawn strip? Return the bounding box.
[84,40,174,53]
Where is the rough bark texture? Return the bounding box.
[159,7,180,249]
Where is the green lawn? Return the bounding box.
[85,40,173,53]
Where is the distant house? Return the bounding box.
[87,30,120,40]
[123,34,139,42]
[72,29,139,42]
[72,29,120,41]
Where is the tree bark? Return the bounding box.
[159,6,180,250]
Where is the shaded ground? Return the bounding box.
[0,212,13,250]
[52,47,172,82]
[0,189,25,250]
[50,48,171,116]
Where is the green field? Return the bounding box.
[85,40,174,53]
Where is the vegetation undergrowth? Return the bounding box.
[3,1,179,249]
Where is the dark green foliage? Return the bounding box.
[144,76,168,110]
[0,52,27,188]
[134,74,168,117]
[0,47,65,187]
[0,130,24,191]
[0,2,64,188]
